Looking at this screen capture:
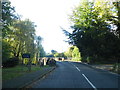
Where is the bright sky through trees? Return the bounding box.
[9,0,81,53]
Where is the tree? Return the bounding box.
[2,18,39,66]
[110,1,120,38]
[51,50,57,54]
[72,46,81,61]
[39,45,46,57]
[35,36,42,62]
[64,46,81,61]
[35,36,46,58]
[2,2,18,38]
[64,46,74,58]
[2,2,46,67]
[54,52,65,57]
[63,0,120,63]
[54,53,59,57]
[10,19,36,58]
[2,39,12,63]
[2,2,18,64]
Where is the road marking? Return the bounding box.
[76,67,81,71]
[70,62,81,72]
[68,61,81,72]
[69,61,96,89]
[82,74,97,90]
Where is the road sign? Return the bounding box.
[22,54,30,58]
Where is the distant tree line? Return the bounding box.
[64,46,81,61]
[63,0,120,64]
[2,2,46,67]
[49,46,81,61]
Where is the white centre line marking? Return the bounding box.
[82,74,97,90]
[69,62,81,72]
[76,67,81,71]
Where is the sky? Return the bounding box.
[9,0,81,53]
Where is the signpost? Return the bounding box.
[22,53,31,72]
[22,54,30,58]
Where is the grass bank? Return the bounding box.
[89,63,120,74]
[111,63,120,74]
[2,65,49,81]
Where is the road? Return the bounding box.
[32,61,119,89]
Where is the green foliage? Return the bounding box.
[54,52,65,57]
[72,46,81,61]
[64,46,81,61]
[39,45,46,57]
[2,40,12,62]
[11,20,36,58]
[3,65,28,81]
[50,50,66,58]
[2,65,43,81]
[46,53,54,57]
[2,2,46,66]
[54,53,59,57]
[2,2,18,38]
[64,46,75,58]
[112,63,120,74]
[64,1,120,63]
[3,57,19,67]
[35,35,46,64]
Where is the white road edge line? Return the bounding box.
[82,74,97,90]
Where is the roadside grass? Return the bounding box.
[2,65,49,81]
[89,62,120,74]
[111,63,120,74]
[92,62,120,74]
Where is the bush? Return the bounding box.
[48,58,56,66]
[112,63,120,74]
[2,40,12,63]
[3,57,19,67]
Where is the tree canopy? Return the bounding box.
[64,46,81,61]
[63,1,120,63]
[2,2,46,66]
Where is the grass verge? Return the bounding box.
[2,65,49,81]
[111,63,120,74]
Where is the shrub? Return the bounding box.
[48,58,56,66]
[112,63,120,74]
[3,57,19,67]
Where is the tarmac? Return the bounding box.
[2,61,119,89]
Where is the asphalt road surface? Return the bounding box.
[32,61,119,89]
